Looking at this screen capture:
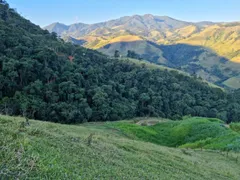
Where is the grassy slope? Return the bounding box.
[230,123,240,133]
[109,117,240,151]
[98,40,166,61]
[1,115,240,179]
[84,34,143,49]
[223,75,240,89]
[178,24,240,63]
[119,57,186,73]
[83,23,240,63]
[85,24,240,63]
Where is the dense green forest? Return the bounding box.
[0,1,240,123]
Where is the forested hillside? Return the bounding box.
[45,15,240,89]
[99,41,240,89]
[0,1,240,123]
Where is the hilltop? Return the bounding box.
[45,15,192,37]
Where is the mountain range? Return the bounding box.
[45,15,240,89]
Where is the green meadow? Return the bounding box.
[1,115,240,179]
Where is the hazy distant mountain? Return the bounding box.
[45,15,192,36]
[45,22,69,35]
[45,14,217,49]
[45,15,240,89]
[45,14,220,50]
[63,36,87,46]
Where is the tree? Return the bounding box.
[0,0,7,5]
[127,50,142,60]
[114,50,120,58]
[0,97,10,115]
[0,1,9,21]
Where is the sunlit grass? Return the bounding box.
[109,117,240,151]
[0,115,240,179]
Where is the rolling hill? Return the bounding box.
[1,115,240,179]
[110,116,240,151]
[45,15,240,89]
[178,23,240,63]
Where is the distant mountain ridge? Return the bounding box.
[45,15,216,38]
[45,14,240,89]
[46,15,187,34]
[45,15,220,52]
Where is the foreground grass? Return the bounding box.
[0,115,240,179]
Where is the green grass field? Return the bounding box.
[0,115,240,179]
[109,117,240,151]
[223,75,240,89]
[230,123,240,133]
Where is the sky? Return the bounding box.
[7,0,240,27]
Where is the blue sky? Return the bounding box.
[7,0,240,27]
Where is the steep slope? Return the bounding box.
[85,34,144,49]
[1,1,240,124]
[1,115,240,179]
[99,40,166,63]
[178,23,240,63]
[158,43,240,87]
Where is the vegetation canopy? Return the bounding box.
[0,2,240,124]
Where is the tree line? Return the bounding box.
[114,50,143,60]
